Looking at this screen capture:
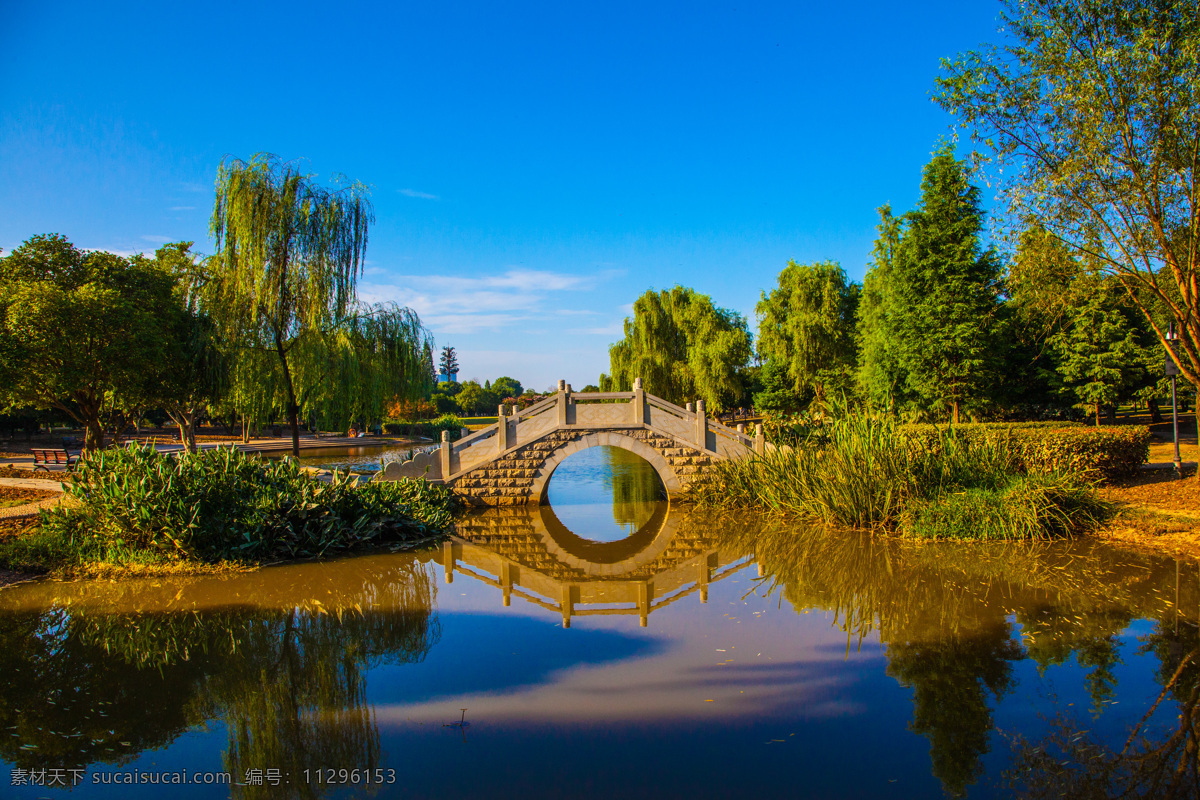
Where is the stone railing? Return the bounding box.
[377,378,764,483]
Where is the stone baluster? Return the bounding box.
[686,402,694,413]
[632,377,645,425]
[695,399,708,451]
[736,423,746,435]
[497,404,508,452]
[754,423,765,455]
[556,379,568,426]
[440,429,452,478]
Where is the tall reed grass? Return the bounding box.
[689,414,1110,540]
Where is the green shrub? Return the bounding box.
[25,443,460,567]
[899,474,1111,541]
[383,413,465,441]
[900,423,1149,482]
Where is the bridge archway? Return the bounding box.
[529,431,683,505]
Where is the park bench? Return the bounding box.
[31,448,77,472]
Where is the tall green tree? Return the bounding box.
[439,346,458,380]
[857,205,909,411]
[0,235,175,450]
[936,0,1200,415]
[209,153,432,455]
[1051,282,1147,425]
[133,242,229,453]
[755,260,860,407]
[599,286,751,412]
[895,147,1002,423]
[455,380,496,416]
[491,376,523,400]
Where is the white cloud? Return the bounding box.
[169,206,196,211]
[568,321,625,336]
[398,188,439,200]
[140,235,171,243]
[360,268,607,334]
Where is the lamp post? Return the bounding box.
[1166,323,1182,477]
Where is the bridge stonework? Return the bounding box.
[376,380,764,507]
[453,428,712,506]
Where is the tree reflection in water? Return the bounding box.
[1009,622,1200,800]
[606,447,667,532]
[712,512,1199,797]
[0,556,439,799]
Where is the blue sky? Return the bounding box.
[0,1,1005,392]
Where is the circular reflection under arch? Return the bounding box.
[534,446,679,577]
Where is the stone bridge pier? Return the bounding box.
[377,379,766,507]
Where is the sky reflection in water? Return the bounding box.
[1,473,1197,799]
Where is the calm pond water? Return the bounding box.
[2,448,1197,799]
[272,443,435,474]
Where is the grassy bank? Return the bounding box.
[689,414,1116,541]
[0,443,460,576]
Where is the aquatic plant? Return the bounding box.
[688,414,1111,540]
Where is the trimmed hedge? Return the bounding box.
[900,423,1149,482]
[383,414,466,441]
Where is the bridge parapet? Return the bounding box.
[377,379,766,505]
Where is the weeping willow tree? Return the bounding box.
[599,286,751,411]
[756,260,860,407]
[209,154,433,455]
[288,304,431,433]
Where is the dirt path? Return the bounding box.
[1098,467,1200,561]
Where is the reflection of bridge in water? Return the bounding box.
[430,505,754,627]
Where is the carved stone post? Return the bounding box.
[736,423,746,435]
[557,379,568,426]
[440,429,452,478]
[633,377,645,424]
[497,404,508,452]
[695,399,708,451]
[754,423,765,455]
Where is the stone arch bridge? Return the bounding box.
[378,379,766,506]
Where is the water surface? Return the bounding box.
[2,459,1197,799]
[544,445,667,542]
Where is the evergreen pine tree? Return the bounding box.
[439,346,459,381]
[892,146,1001,423]
[857,205,908,412]
[1050,281,1147,425]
